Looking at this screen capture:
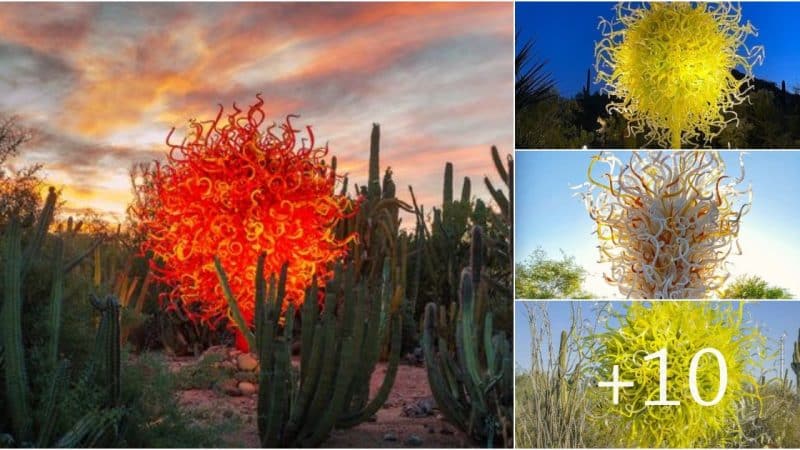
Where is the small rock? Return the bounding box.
[238,381,257,395]
[222,409,234,418]
[440,427,454,435]
[406,435,423,447]
[234,371,258,383]
[402,397,436,417]
[237,353,259,371]
[383,433,398,442]
[218,379,242,397]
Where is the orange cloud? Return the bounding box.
[1,2,512,223]
[0,3,97,54]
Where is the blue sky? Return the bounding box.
[515,151,800,298]
[516,2,800,97]
[515,301,800,380]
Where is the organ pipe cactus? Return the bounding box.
[216,252,403,447]
[422,226,513,448]
[792,328,800,396]
[1,188,123,447]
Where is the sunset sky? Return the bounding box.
[0,2,513,222]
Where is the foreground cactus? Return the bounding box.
[792,328,800,396]
[422,226,513,447]
[216,252,403,447]
[1,188,123,447]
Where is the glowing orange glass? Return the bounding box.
[132,95,358,349]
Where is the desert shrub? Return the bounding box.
[117,352,242,448]
[174,352,233,390]
[756,381,800,447]
[515,302,606,447]
[720,275,793,299]
[515,248,592,299]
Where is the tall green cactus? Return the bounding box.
[422,226,513,448]
[1,188,123,447]
[792,328,800,396]
[2,218,31,441]
[216,252,403,447]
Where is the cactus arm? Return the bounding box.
[483,312,496,373]
[36,359,70,447]
[460,176,471,204]
[286,322,325,441]
[90,295,121,407]
[107,297,121,407]
[443,162,454,205]
[484,177,509,219]
[296,286,337,433]
[792,328,800,395]
[260,339,288,447]
[301,336,357,447]
[368,124,381,199]
[93,246,102,288]
[337,313,402,428]
[1,218,33,442]
[491,145,509,186]
[341,284,367,403]
[346,261,387,410]
[55,409,120,448]
[47,238,65,370]
[21,187,57,276]
[456,269,484,402]
[63,238,103,275]
[299,279,318,377]
[87,295,108,379]
[213,256,256,351]
[422,303,469,427]
[296,315,338,439]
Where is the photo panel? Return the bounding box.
[0,2,514,449]
[514,300,800,448]
[515,1,800,149]
[514,150,800,300]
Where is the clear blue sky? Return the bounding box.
[514,151,800,298]
[515,301,800,377]
[516,2,800,97]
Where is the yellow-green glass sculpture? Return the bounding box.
[595,2,764,148]
[593,302,763,447]
[578,151,751,299]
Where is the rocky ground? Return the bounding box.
[167,346,475,448]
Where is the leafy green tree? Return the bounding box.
[515,248,593,299]
[719,275,793,299]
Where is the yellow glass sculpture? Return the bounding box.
[593,302,763,447]
[578,151,751,299]
[595,2,764,148]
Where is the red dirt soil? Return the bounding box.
[171,356,475,448]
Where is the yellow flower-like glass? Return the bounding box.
[593,302,764,448]
[595,2,764,148]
